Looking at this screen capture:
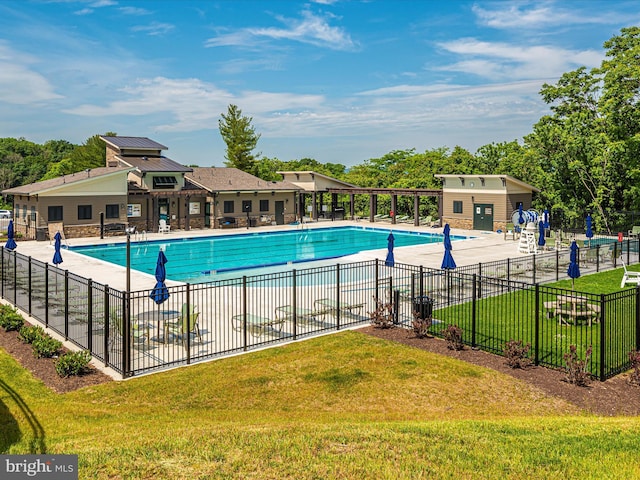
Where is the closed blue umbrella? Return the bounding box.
[385,232,395,267]
[150,250,169,305]
[4,220,17,251]
[52,231,63,265]
[518,204,525,226]
[441,223,457,270]
[585,214,593,239]
[538,221,546,249]
[543,209,550,229]
[567,240,581,289]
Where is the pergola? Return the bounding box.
[327,187,443,226]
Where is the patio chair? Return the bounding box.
[158,219,170,233]
[231,313,284,337]
[108,308,149,352]
[629,226,640,238]
[420,216,433,227]
[164,304,202,347]
[620,257,640,288]
[275,305,320,325]
[504,223,516,240]
[313,298,365,317]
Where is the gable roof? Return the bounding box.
[277,170,359,190]
[100,136,167,151]
[2,167,132,196]
[186,167,299,192]
[117,155,193,173]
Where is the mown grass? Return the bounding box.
[2,330,640,479]
[431,266,639,377]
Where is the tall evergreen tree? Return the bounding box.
[218,105,261,174]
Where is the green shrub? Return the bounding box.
[18,325,45,344]
[443,324,464,350]
[0,306,24,332]
[32,335,62,359]
[503,339,533,369]
[55,350,92,378]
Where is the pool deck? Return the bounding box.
[12,221,524,291]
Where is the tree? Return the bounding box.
[218,105,261,173]
[42,133,112,180]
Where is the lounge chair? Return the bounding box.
[159,219,170,233]
[396,215,411,223]
[164,304,202,347]
[232,313,284,337]
[620,257,640,288]
[420,216,433,227]
[629,226,640,238]
[313,298,365,317]
[109,308,149,351]
[275,305,319,325]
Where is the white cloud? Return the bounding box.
[205,9,357,51]
[64,77,324,132]
[472,1,631,28]
[131,22,175,36]
[119,6,151,16]
[0,43,62,104]
[437,38,602,79]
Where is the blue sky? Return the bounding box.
[0,1,637,167]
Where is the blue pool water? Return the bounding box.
[70,226,464,283]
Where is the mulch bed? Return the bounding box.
[360,325,640,416]
[0,326,112,394]
[2,319,640,416]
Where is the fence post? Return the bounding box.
[600,293,606,381]
[478,263,482,298]
[419,265,424,297]
[28,256,32,316]
[555,249,560,281]
[1,247,4,299]
[596,244,600,272]
[12,251,17,306]
[64,270,69,340]
[242,276,248,351]
[534,283,540,366]
[87,279,93,352]
[471,274,477,348]
[122,292,131,378]
[44,264,49,327]
[292,269,297,340]
[186,283,191,365]
[532,254,536,284]
[374,261,379,306]
[336,264,341,330]
[104,285,109,367]
[636,286,640,352]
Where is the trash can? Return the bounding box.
[35,228,47,241]
[413,295,433,319]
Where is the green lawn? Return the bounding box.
[2,331,640,479]
[431,266,639,378]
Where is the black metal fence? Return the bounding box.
[1,237,639,380]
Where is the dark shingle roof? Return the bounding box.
[187,167,299,192]
[117,155,193,173]
[2,167,131,195]
[101,136,168,151]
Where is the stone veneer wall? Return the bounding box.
[442,218,473,230]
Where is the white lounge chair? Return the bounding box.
[159,219,170,233]
[620,257,640,288]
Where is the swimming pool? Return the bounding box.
[70,226,464,283]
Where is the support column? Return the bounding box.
[391,195,397,225]
[414,194,420,226]
[312,191,317,221]
[350,194,355,220]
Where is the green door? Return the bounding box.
[473,203,494,231]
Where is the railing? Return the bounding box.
[1,237,639,380]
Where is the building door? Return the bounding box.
[473,203,494,231]
[158,198,169,225]
[275,201,285,225]
[204,201,211,228]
